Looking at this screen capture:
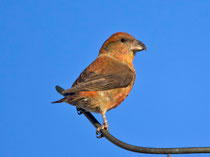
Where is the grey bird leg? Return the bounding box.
[96,111,109,138]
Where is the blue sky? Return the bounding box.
[1,0,210,157]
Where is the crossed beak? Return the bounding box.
[130,40,147,52]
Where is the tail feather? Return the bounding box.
[51,98,66,103]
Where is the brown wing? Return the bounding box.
[62,56,135,95]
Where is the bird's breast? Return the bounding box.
[97,80,135,111]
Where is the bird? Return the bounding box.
[52,32,146,134]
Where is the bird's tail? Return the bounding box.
[51,98,66,103]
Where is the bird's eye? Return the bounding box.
[121,38,126,42]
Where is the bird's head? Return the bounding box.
[99,32,146,65]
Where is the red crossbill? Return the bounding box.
[52,32,146,134]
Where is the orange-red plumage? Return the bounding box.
[53,32,146,133]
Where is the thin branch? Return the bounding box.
[55,86,210,154]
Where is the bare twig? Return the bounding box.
[55,86,210,154]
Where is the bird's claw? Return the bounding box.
[96,130,103,138]
[76,108,83,115]
[96,124,109,138]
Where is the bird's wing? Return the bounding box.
[62,56,135,95]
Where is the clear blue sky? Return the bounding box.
[1,1,210,157]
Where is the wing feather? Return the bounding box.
[62,56,135,95]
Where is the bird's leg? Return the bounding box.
[102,113,109,131]
[96,111,109,138]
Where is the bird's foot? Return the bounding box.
[76,108,84,115]
[96,124,109,138]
